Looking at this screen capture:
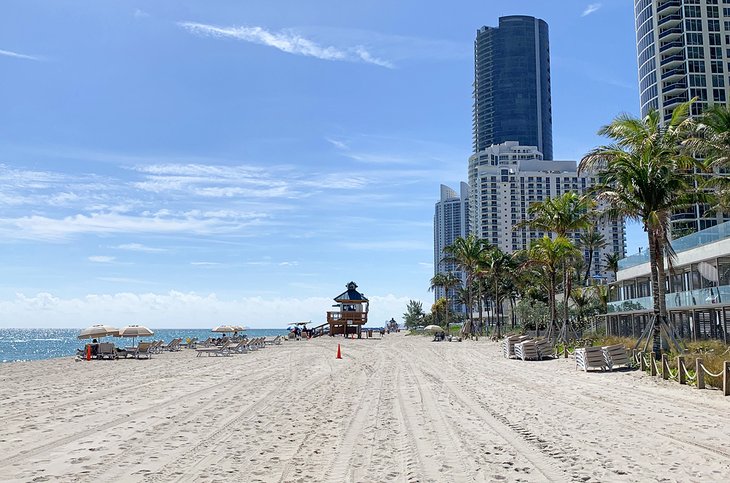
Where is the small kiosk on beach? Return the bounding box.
[327,281,369,337]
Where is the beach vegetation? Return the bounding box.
[580,100,708,357]
[403,300,426,329]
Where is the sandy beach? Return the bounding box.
[1,333,729,482]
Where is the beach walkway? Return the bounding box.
[1,333,728,481]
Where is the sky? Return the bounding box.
[0,0,644,328]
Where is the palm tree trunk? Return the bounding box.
[562,263,570,344]
[648,231,662,358]
[495,282,501,338]
[549,270,557,339]
[584,251,594,285]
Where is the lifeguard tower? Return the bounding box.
[327,281,369,337]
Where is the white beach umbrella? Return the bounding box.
[117,325,154,346]
[424,324,444,333]
[212,325,236,334]
[77,324,119,340]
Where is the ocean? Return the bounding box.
[0,328,290,363]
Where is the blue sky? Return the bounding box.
[0,0,643,328]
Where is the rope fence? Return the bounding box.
[632,350,730,397]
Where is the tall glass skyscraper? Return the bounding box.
[473,15,553,159]
[634,0,730,233]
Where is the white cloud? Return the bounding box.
[191,261,221,266]
[0,49,42,61]
[134,9,150,18]
[581,3,602,16]
[112,243,167,253]
[0,291,419,328]
[341,240,432,251]
[89,256,116,263]
[0,212,256,241]
[178,22,393,68]
[326,138,350,150]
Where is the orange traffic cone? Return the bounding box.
[336,343,342,359]
[86,344,91,361]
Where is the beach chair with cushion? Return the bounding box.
[575,346,607,372]
[602,344,630,370]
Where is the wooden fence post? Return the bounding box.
[661,354,669,380]
[564,346,568,359]
[724,361,729,397]
[696,358,705,389]
[678,356,686,385]
[640,351,646,372]
[650,352,657,376]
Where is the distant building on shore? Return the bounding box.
[433,183,469,311]
[634,0,729,234]
[473,15,553,159]
[468,142,625,280]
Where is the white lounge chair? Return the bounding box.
[575,346,607,371]
[195,344,232,357]
[127,341,153,359]
[503,335,530,358]
[602,344,630,370]
[264,336,282,346]
[514,340,540,361]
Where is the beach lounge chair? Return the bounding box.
[602,344,630,370]
[195,343,232,357]
[264,336,281,346]
[514,340,541,361]
[127,341,153,359]
[503,335,530,358]
[575,346,607,372]
[98,342,117,360]
[163,338,182,352]
[534,338,553,359]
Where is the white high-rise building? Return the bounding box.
[635,0,729,233]
[468,142,625,281]
[433,183,469,307]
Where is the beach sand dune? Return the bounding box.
[1,333,729,482]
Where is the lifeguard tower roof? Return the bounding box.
[334,281,369,302]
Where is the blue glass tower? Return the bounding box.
[473,16,553,159]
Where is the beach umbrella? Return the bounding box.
[117,325,154,346]
[212,325,236,334]
[424,325,444,333]
[77,324,119,340]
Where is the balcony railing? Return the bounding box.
[658,13,682,27]
[661,67,686,80]
[657,0,681,14]
[660,40,684,53]
[607,285,730,313]
[618,221,730,270]
[327,311,368,324]
[660,53,685,66]
[659,26,683,40]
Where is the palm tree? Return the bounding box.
[579,228,607,285]
[519,192,594,338]
[603,252,621,282]
[527,236,579,341]
[687,104,730,211]
[482,247,512,338]
[429,272,462,333]
[579,101,705,356]
[442,235,492,338]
